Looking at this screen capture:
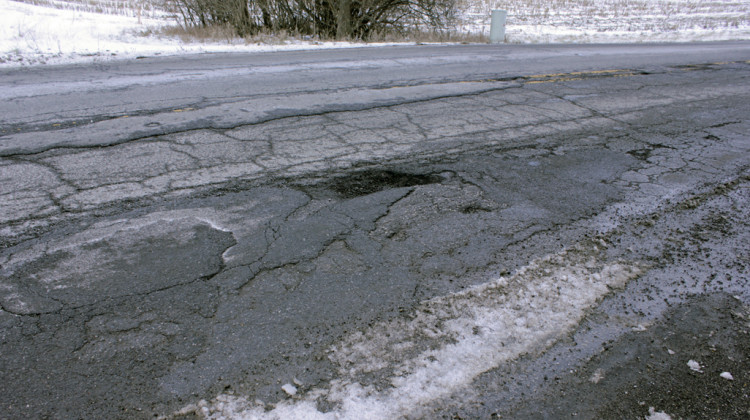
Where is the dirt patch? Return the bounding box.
[504,293,750,419]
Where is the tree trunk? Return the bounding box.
[336,0,352,39]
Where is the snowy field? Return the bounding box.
[461,0,750,43]
[1,0,749,67]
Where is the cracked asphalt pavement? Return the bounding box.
[1,43,749,419]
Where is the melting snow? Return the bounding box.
[281,384,298,397]
[646,407,673,420]
[185,245,643,419]
[720,371,734,380]
[687,359,703,373]
[589,368,606,384]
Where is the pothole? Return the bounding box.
[327,169,443,198]
[627,149,652,161]
[627,144,672,161]
[461,204,494,214]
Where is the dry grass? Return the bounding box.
[152,24,489,45]
[148,25,302,45]
[154,24,238,43]
[369,29,488,43]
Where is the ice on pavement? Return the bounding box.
[188,244,643,419]
[687,360,703,373]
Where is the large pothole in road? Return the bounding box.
[326,169,444,198]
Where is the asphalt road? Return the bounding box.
[1,43,749,419]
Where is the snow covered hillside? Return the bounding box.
[1,0,749,66]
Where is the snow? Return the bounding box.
[720,371,734,380]
[2,0,749,68]
[687,359,703,372]
[461,0,750,44]
[281,384,298,396]
[183,245,643,419]
[3,0,746,416]
[646,407,673,420]
[589,368,606,384]
[0,0,393,67]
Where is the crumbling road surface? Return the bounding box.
[1,43,749,419]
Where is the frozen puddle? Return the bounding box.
[182,244,643,419]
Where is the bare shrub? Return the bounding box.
[168,0,253,35]
[164,0,458,40]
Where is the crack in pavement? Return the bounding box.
[5,61,741,158]
[1,55,749,419]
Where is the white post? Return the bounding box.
[489,9,507,44]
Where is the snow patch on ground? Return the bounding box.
[461,0,750,43]
[182,245,643,419]
[281,384,298,397]
[720,371,734,380]
[646,407,673,420]
[589,368,606,384]
[0,0,393,67]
